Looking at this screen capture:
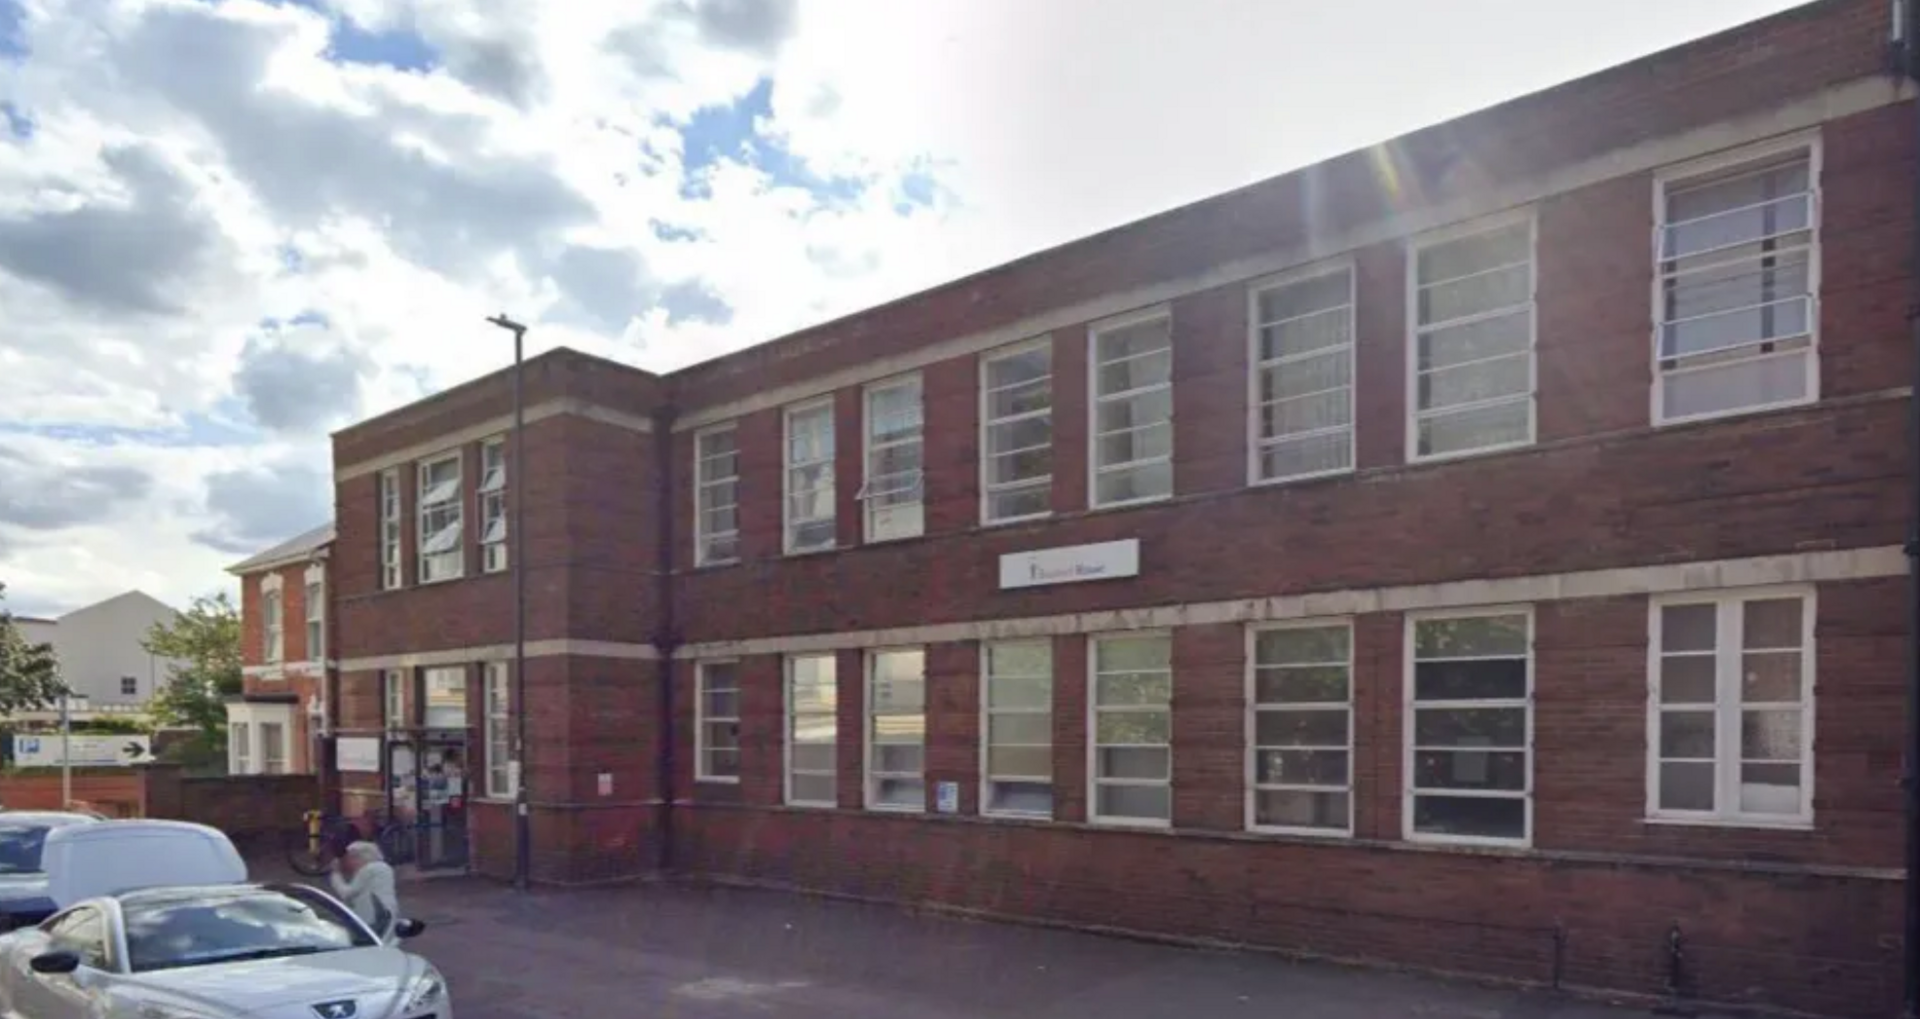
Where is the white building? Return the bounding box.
[21,591,182,707]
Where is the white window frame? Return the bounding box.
[784,654,838,808]
[860,375,925,543]
[304,580,323,662]
[383,669,406,730]
[1404,210,1538,464]
[1087,308,1174,509]
[479,437,508,574]
[979,338,1054,525]
[1403,605,1534,848]
[695,659,741,784]
[262,589,283,664]
[1245,619,1353,837]
[378,468,402,591]
[864,648,926,812]
[980,639,1054,819]
[693,423,741,567]
[1087,631,1173,829]
[417,451,465,583]
[782,399,837,555]
[1246,260,1357,486]
[1645,585,1815,828]
[231,721,251,775]
[260,722,286,775]
[1650,134,1821,426]
[484,661,513,799]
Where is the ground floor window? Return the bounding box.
[1249,622,1351,834]
[1089,633,1172,826]
[697,660,741,783]
[866,649,926,810]
[786,654,838,807]
[1406,609,1532,845]
[982,640,1053,817]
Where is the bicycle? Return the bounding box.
[285,808,414,876]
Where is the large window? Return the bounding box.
[1650,589,1812,825]
[785,654,837,807]
[980,341,1052,523]
[378,468,401,591]
[1406,610,1532,844]
[784,401,836,554]
[1090,312,1173,507]
[1249,622,1351,835]
[484,662,512,798]
[1251,266,1355,483]
[417,452,464,583]
[304,580,323,661]
[479,437,508,573]
[1409,216,1535,460]
[866,649,925,811]
[1089,634,1172,825]
[696,660,741,783]
[423,667,467,729]
[694,424,740,566]
[1655,142,1818,423]
[982,640,1052,817]
[260,723,286,775]
[862,377,925,542]
[262,589,283,663]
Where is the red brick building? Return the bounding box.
[327,2,1914,1013]
[226,524,335,776]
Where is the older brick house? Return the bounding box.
[326,1,1914,1013]
[226,524,334,777]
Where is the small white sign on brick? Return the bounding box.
[998,539,1140,590]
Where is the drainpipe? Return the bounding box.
[1898,4,1920,1017]
[651,404,680,873]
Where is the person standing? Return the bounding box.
[329,841,401,944]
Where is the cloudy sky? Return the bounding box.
[0,0,1804,616]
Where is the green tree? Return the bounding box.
[0,583,65,714]
[141,593,242,767]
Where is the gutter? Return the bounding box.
[1896,5,1920,1018]
[651,404,680,873]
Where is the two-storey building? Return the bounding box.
[226,524,334,777]
[327,1,1914,1013]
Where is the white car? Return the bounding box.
[0,883,450,1019]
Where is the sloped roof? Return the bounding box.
[225,523,336,575]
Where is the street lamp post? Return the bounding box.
[484,314,530,892]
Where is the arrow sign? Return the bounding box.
[123,742,148,760]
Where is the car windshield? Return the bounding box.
[123,887,377,973]
[0,823,54,876]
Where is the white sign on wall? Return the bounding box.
[14,734,152,768]
[999,539,1140,590]
[335,736,382,774]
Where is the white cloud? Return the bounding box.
[0,0,1805,613]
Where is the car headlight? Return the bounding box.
[403,964,447,1013]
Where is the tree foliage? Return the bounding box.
[141,593,242,761]
[0,583,65,715]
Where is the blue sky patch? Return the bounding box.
[266,0,436,72]
[0,411,258,449]
[0,0,27,61]
[0,101,29,141]
[678,77,866,203]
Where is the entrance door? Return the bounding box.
[412,734,470,872]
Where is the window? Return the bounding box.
[120,676,137,697]
[1655,143,1818,423]
[484,662,513,798]
[1089,634,1172,825]
[862,377,925,542]
[260,723,286,775]
[305,580,323,661]
[383,670,405,729]
[378,468,402,590]
[866,649,925,810]
[262,589,283,663]
[1649,589,1813,825]
[1406,610,1532,844]
[982,641,1052,817]
[123,887,372,974]
[423,667,467,729]
[231,722,251,774]
[1090,311,1173,507]
[785,654,837,807]
[1409,216,1535,460]
[45,906,109,970]
[417,452,463,583]
[1249,623,1352,835]
[480,437,508,573]
[981,341,1053,523]
[696,660,741,783]
[1251,266,1355,482]
[783,401,836,554]
[694,424,741,565]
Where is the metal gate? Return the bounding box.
[383,731,470,872]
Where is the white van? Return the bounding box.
[41,820,246,910]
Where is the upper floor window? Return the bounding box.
[1407,610,1532,846]
[480,437,508,573]
[694,424,740,566]
[980,341,1052,524]
[1090,311,1173,508]
[1655,142,1818,424]
[378,468,402,591]
[120,676,137,696]
[262,588,283,663]
[417,452,464,583]
[862,376,925,543]
[304,580,323,661]
[1409,216,1535,461]
[1250,265,1355,483]
[784,401,836,554]
[1650,588,1812,826]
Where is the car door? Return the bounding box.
[10,905,113,1019]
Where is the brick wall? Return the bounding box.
[0,771,142,816]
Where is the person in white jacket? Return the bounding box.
[329,841,400,944]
